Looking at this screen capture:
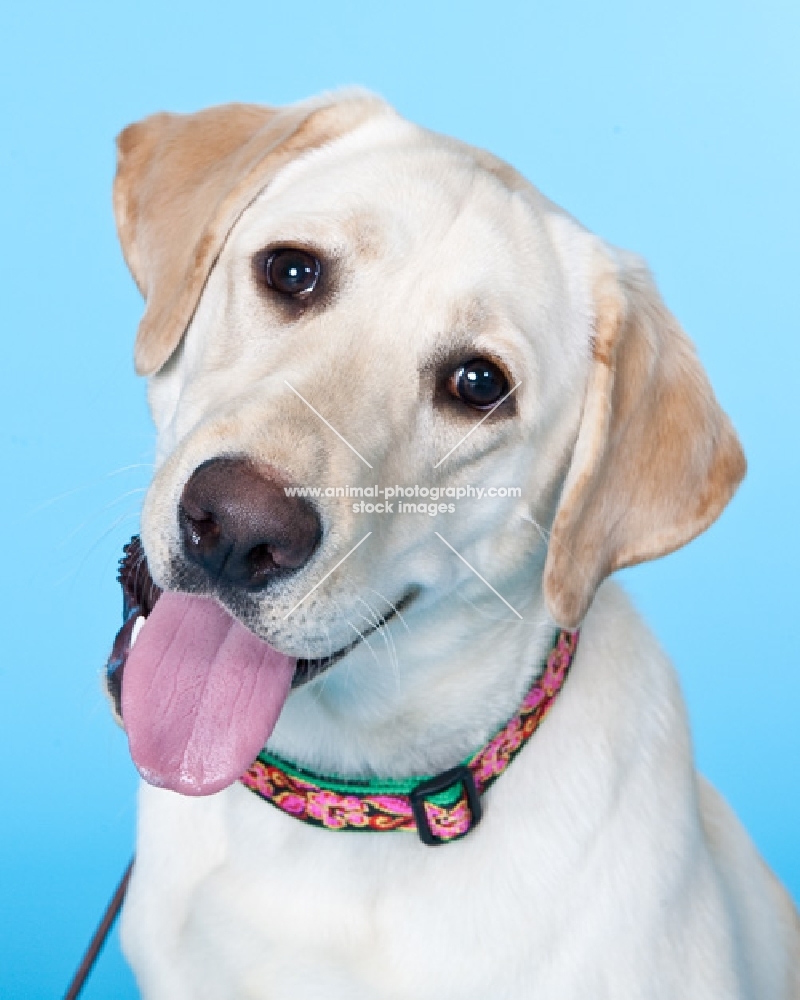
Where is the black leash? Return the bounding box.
[63,857,134,1000]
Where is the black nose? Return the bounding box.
[179,458,321,588]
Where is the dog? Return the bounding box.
[108,90,799,999]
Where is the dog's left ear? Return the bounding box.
[113,93,386,375]
[543,246,746,629]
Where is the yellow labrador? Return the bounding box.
[109,91,799,999]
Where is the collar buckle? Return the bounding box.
[409,764,482,846]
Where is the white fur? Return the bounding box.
[121,108,798,999]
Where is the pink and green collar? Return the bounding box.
[241,629,579,845]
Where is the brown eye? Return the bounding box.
[260,248,320,296]
[448,359,509,409]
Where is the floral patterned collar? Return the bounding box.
[241,630,579,846]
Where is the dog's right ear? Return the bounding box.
[542,245,746,629]
[113,95,386,376]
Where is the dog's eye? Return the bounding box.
[260,249,321,296]
[448,359,509,409]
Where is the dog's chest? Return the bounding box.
[178,791,548,999]
[126,779,599,1000]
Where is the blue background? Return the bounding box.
[1,1,797,995]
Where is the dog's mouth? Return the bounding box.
[290,588,416,686]
[106,537,414,797]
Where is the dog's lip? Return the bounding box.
[106,537,419,713]
[291,588,418,688]
[106,588,418,715]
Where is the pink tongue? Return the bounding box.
[121,592,295,796]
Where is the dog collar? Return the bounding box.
[241,629,579,846]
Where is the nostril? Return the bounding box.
[180,505,222,554]
[247,543,279,584]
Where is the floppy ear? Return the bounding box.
[113,94,386,375]
[543,247,746,629]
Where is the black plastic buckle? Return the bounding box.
[409,764,482,846]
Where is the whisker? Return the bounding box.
[356,601,391,664]
[357,596,400,686]
[365,587,411,633]
[57,488,147,550]
[312,611,339,702]
[345,616,381,668]
[519,505,593,597]
[54,511,142,589]
[518,509,551,543]
[28,461,154,516]
[331,595,374,700]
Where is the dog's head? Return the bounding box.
[112,91,745,794]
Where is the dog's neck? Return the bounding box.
[267,571,556,780]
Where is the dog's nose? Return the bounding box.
[179,458,321,588]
